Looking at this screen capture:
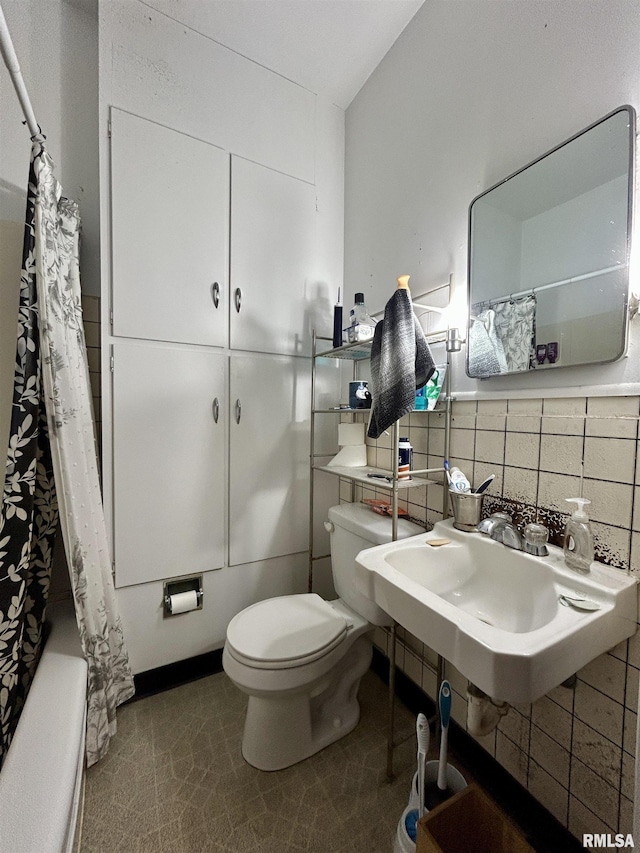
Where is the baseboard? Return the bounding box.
[129,648,224,702]
[371,646,583,853]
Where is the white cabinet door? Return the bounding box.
[110,109,229,347]
[230,156,317,357]
[112,341,226,587]
[229,353,310,566]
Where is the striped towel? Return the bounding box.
[367,289,435,439]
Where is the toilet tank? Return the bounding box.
[327,503,423,626]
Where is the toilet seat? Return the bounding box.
[226,594,350,670]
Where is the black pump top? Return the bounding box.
[355,292,365,304]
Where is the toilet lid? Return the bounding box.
[226,594,349,669]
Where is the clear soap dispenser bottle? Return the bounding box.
[563,498,594,573]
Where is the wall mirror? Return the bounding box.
[466,106,635,379]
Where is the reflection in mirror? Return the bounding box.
[467,106,635,379]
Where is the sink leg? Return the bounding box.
[386,623,397,780]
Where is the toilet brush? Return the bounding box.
[424,680,454,810]
[403,713,430,843]
[416,713,429,818]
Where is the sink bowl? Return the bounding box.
[356,518,638,704]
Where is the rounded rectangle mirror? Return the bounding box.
[467,106,635,379]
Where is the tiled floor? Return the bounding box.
[80,670,420,852]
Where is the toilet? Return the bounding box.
[222,503,423,771]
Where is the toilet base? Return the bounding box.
[241,635,373,771]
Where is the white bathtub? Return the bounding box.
[0,601,87,853]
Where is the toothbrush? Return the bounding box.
[416,713,430,818]
[473,474,495,494]
[437,680,452,792]
[443,459,453,486]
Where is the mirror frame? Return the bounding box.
[466,105,636,379]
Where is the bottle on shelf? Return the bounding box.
[398,437,413,480]
[332,287,343,348]
[346,292,376,343]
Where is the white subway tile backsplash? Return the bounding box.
[537,471,581,514]
[531,696,573,749]
[627,630,640,669]
[428,427,446,457]
[474,429,505,465]
[475,399,507,431]
[498,708,530,752]
[495,731,528,787]
[623,708,637,756]
[574,681,623,744]
[450,400,477,430]
[583,436,636,484]
[578,653,627,704]
[592,522,631,570]
[449,427,475,461]
[621,750,635,800]
[506,398,543,434]
[586,479,633,529]
[502,466,537,504]
[625,665,639,712]
[528,760,569,825]
[539,433,583,476]
[541,397,587,436]
[529,726,570,787]
[568,793,616,837]
[569,758,619,829]
[619,795,634,836]
[586,397,640,439]
[545,682,575,713]
[572,718,621,788]
[505,431,540,470]
[80,294,100,323]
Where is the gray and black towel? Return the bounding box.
[367,289,435,439]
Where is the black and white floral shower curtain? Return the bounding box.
[0,136,135,769]
[32,137,135,765]
[0,146,58,769]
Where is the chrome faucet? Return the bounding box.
[490,519,524,550]
[522,523,549,557]
[478,513,549,556]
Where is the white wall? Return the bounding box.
[344,0,640,399]
[0,0,99,481]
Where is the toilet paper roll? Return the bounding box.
[326,444,367,467]
[168,590,199,614]
[338,422,365,446]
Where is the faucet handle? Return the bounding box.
[478,512,512,536]
[523,523,549,556]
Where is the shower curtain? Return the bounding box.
[492,294,537,372]
[0,147,58,769]
[0,135,134,769]
[33,136,135,765]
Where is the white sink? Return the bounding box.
[356,518,638,704]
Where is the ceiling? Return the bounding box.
[142,0,425,109]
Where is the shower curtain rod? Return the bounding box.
[0,2,40,137]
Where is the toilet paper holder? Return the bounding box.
[163,574,204,617]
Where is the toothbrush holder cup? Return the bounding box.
[449,491,485,532]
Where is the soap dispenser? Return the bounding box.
[563,498,594,573]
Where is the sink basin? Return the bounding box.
[356,518,638,704]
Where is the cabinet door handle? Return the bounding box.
[234,287,242,313]
[211,281,220,309]
[235,398,241,424]
[212,397,220,423]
